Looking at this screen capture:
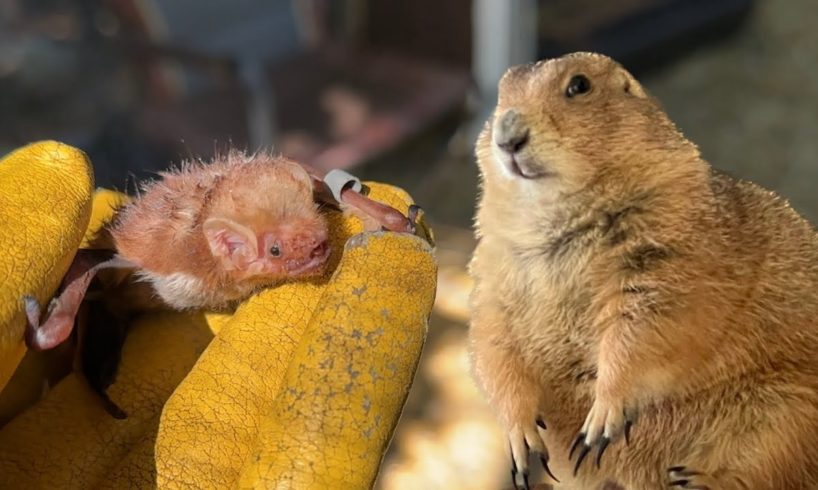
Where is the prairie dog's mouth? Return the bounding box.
[493,146,552,180]
[508,155,542,179]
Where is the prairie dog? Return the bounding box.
[468,52,818,489]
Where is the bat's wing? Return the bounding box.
[23,250,136,352]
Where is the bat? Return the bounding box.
[21,151,420,417]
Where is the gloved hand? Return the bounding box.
[0,141,436,489]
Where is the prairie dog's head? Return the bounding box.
[477,52,695,202]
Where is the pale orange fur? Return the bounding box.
[110,151,329,309]
[469,52,818,489]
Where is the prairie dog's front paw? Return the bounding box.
[508,418,559,489]
[569,397,637,475]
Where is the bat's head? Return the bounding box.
[203,157,332,282]
[203,214,330,282]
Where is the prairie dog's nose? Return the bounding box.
[494,109,529,154]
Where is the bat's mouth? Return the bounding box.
[287,241,331,275]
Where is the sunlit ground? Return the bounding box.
[375,225,510,490]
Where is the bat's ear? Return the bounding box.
[279,159,315,194]
[203,218,259,270]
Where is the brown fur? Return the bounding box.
[469,52,818,489]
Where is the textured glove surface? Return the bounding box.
[0,141,436,489]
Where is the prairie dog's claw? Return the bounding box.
[625,418,633,444]
[509,452,530,490]
[570,398,637,474]
[572,440,592,475]
[667,466,710,489]
[508,419,559,489]
[569,432,584,460]
[540,454,559,483]
[595,436,611,468]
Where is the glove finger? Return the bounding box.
[0,311,213,489]
[81,188,130,248]
[154,262,329,487]
[0,188,129,423]
[238,232,436,489]
[0,141,94,390]
[150,183,373,487]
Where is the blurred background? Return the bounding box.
[2,0,817,488]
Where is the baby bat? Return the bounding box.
[22,151,418,417]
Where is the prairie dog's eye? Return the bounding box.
[566,74,591,98]
[269,245,281,257]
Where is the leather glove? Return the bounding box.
[0,141,436,489]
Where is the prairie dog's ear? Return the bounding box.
[617,68,647,99]
[203,218,258,271]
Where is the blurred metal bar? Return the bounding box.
[472,0,538,98]
[463,0,538,147]
[238,58,277,151]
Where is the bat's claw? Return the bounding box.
[379,205,418,234]
[408,204,422,225]
[22,295,41,329]
[22,295,49,351]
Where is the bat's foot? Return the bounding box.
[569,397,637,475]
[368,200,416,234]
[23,295,51,351]
[22,295,41,329]
[26,294,127,419]
[407,204,423,232]
[22,295,74,351]
[508,417,559,490]
[323,170,421,235]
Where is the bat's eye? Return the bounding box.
[565,74,591,98]
[269,245,281,257]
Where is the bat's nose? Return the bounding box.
[494,109,529,154]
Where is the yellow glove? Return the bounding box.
[0,141,437,489]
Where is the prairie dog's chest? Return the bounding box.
[475,238,596,341]
[473,237,600,387]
